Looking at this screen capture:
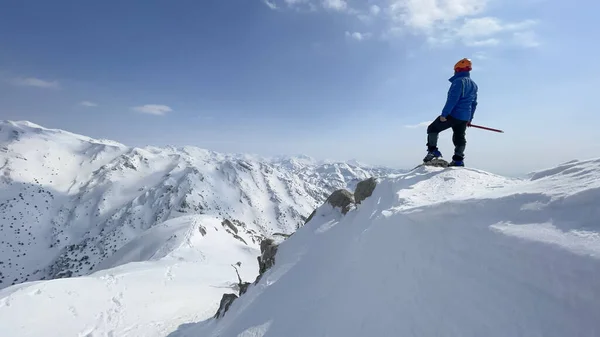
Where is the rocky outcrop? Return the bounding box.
[221,219,238,234]
[213,177,378,320]
[214,293,238,319]
[326,189,355,214]
[239,282,251,296]
[422,158,449,168]
[354,177,377,204]
[214,237,281,319]
[304,209,317,226]
[257,238,278,277]
[303,177,378,225]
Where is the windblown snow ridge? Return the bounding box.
[172,158,600,337]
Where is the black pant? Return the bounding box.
[426,115,468,161]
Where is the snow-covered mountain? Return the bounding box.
[3,120,599,337]
[0,120,400,289]
[173,158,600,337]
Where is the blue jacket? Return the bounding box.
[441,71,478,122]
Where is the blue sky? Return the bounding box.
[1,0,599,176]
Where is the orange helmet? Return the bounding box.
[454,58,472,72]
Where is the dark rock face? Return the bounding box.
[213,178,380,320]
[214,293,238,319]
[221,219,238,234]
[422,158,449,168]
[258,238,278,276]
[354,177,377,204]
[326,189,355,214]
[304,209,317,225]
[239,282,251,296]
[214,238,281,320]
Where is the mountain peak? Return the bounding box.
[1,124,599,336]
[0,120,401,290]
[174,157,600,337]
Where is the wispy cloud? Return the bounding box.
[80,101,98,107]
[322,0,347,11]
[389,0,485,30]
[449,17,538,47]
[473,51,489,60]
[465,38,500,47]
[513,30,540,47]
[132,104,173,116]
[404,121,430,129]
[456,17,536,39]
[11,77,60,89]
[345,31,371,41]
[265,0,540,49]
[263,0,278,9]
[370,4,380,15]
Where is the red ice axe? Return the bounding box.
[468,123,504,133]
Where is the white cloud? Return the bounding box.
[11,77,59,89]
[322,0,347,11]
[451,17,538,46]
[422,15,539,47]
[404,121,430,128]
[383,1,539,48]
[265,0,540,48]
[389,0,486,30]
[370,5,381,15]
[465,38,500,46]
[455,17,504,38]
[513,30,540,47]
[473,51,488,60]
[80,101,98,107]
[132,104,173,116]
[345,31,371,41]
[264,0,278,9]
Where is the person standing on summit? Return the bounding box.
[423,58,478,167]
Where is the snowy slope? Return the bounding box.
[170,158,600,337]
[0,215,265,337]
[0,120,398,288]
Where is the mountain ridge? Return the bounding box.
[175,157,600,337]
[1,122,598,336]
[0,120,402,288]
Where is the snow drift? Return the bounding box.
[170,158,600,337]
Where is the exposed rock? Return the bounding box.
[422,158,449,168]
[354,177,377,204]
[198,225,207,236]
[239,282,251,296]
[214,293,238,319]
[231,262,251,296]
[273,232,291,239]
[232,234,248,245]
[326,189,355,214]
[304,209,316,225]
[257,238,279,279]
[221,219,238,234]
[213,181,380,320]
[215,239,282,320]
[238,160,253,171]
